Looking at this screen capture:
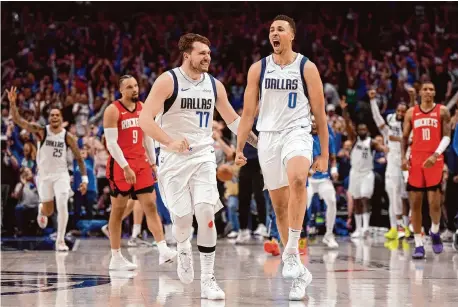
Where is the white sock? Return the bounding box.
[111,249,122,258]
[132,224,141,238]
[285,228,301,254]
[156,240,168,255]
[200,251,215,279]
[430,223,439,234]
[56,194,69,243]
[177,239,192,251]
[355,214,363,230]
[414,234,423,247]
[363,212,371,230]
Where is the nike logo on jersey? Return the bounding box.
[181,88,190,91]
[267,70,275,74]
[121,112,127,115]
[211,149,215,153]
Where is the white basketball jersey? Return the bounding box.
[350,137,373,173]
[37,125,69,175]
[256,53,312,132]
[155,67,217,153]
[386,113,402,168]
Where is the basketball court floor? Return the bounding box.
[2,237,458,306]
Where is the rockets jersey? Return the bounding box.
[155,67,217,153]
[411,104,442,154]
[311,124,336,180]
[350,137,374,173]
[111,100,146,161]
[256,53,312,132]
[37,125,69,175]
[385,113,403,168]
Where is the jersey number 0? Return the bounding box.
[288,92,297,109]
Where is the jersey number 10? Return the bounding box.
[422,128,430,141]
[288,92,297,109]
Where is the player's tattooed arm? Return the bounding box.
[66,133,87,177]
[440,106,452,139]
[214,79,258,148]
[401,107,413,170]
[5,86,44,138]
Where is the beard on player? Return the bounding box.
[395,104,407,121]
[357,123,369,140]
[189,55,210,73]
[129,92,139,103]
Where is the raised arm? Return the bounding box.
[340,97,356,143]
[368,89,389,136]
[304,60,329,160]
[6,87,44,138]
[214,79,257,148]
[139,73,189,152]
[401,107,414,170]
[66,132,88,195]
[236,61,261,157]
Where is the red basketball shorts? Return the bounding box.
[407,152,444,191]
[107,158,155,199]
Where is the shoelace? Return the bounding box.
[284,253,300,268]
[291,276,306,292]
[203,277,222,291]
[179,251,192,271]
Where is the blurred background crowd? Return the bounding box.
[1,2,457,242]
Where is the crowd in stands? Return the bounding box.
[1,2,457,239]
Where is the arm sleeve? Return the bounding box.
[370,99,387,129]
[104,128,128,169]
[144,136,156,165]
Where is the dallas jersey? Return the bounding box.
[256,54,312,132]
[385,113,403,172]
[155,67,217,153]
[311,124,336,180]
[350,137,374,173]
[37,125,69,175]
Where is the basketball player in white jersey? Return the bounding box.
[139,33,257,300]
[235,15,329,301]
[369,89,410,240]
[6,86,88,251]
[340,99,386,238]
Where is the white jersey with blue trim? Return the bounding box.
[256,53,312,132]
[385,113,403,167]
[155,67,218,153]
[36,125,69,175]
[350,137,374,173]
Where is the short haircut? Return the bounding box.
[178,33,211,54]
[119,75,134,88]
[273,15,296,35]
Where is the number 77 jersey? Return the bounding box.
[154,68,217,153]
[256,54,312,132]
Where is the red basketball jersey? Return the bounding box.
[112,100,145,160]
[411,104,442,153]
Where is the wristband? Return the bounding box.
[434,136,450,155]
[82,176,89,184]
[331,166,338,175]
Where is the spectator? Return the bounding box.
[13,167,39,236]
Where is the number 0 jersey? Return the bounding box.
[411,104,442,154]
[37,125,69,175]
[155,68,218,153]
[256,53,312,132]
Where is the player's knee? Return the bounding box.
[289,173,307,191]
[195,203,215,226]
[142,200,159,215]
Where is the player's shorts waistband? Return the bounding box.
[258,125,311,135]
